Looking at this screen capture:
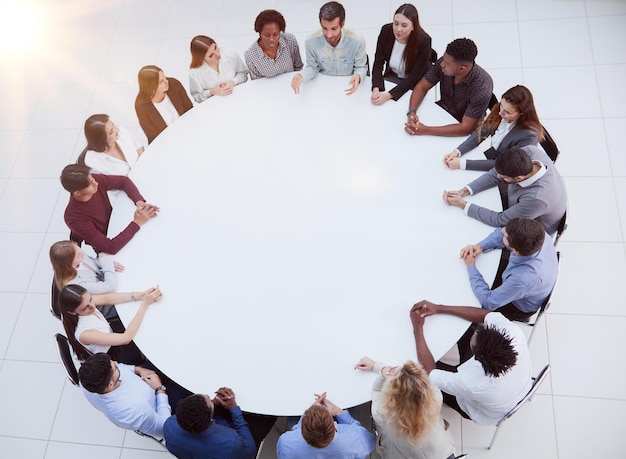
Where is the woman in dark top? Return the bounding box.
[371,4,432,105]
[443,85,543,171]
[135,65,193,144]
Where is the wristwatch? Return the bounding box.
[406,108,417,116]
[155,385,167,394]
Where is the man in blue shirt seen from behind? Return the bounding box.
[164,388,256,459]
[276,391,375,459]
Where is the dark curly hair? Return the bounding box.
[254,9,286,33]
[495,147,533,178]
[473,324,518,378]
[176,394,214,433]
[79,352,113,394]
[446,37,478,64]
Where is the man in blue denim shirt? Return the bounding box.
[291,2,367,95]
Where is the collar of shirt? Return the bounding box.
[518,161,547,188]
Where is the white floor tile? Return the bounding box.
[50,380,125,447]
[412,0,453,26]
[545,118,612,177]
[163,0,221,39]
[612,178,626,241]
[524,66,602,119]
[553,396,626,458]
[112,0,171,42]
[5,293,63,362]
[588,15,626,65]
[517,0,586,20]
[460,394,557,457]
[0,233,45,291]
[29,85,93,130]
[453,22,521,69]
[547,314,626,400]
[452,0,517,23]
[119,448,174,459]
[585,0,626,16]
[0,85,44,131]
[44,441,122,459]
[560,177,622,242]
[11,129,80,179]
[489,68,525,99]
[87,82,145,132]
[0,436,47,459]
[155,39,195,90]
[550,242,626,315]
[596,64,626,118]
[0,179,60,232]
[519,18,593,67]
[0,130,26,180]
[605,117,626,176]
[0,293,24,358]
[0,360,65,439]
[51,0,124,44]
[99,41,161,84]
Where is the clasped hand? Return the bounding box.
[312,391,343,416]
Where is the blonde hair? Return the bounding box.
[377,361,441,444]
[50,241,79,289]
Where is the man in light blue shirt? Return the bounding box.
[276,392,374,459]
[79,353,171,439]
[460,217,558,321]
[291,2,367,95]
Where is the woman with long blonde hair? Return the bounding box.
[356,357,455,459]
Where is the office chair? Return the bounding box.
[554,212,567,246]
[51,278,61,320]
[540,125,560,162]
[520,251,561,344]
[55,333,80,386]
[488,364,551,449]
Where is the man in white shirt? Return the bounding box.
[409,300,532,425]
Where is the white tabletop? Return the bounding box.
[109,72,500,415]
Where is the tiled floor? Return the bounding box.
[0,0,624,458]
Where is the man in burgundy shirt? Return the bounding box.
[61,164,159,254]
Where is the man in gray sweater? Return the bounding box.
[442,145,567,235]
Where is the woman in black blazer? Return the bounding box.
[443,85,544,171]
[135,65,193,144]
[371,4,432,105]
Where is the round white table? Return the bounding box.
[109,71,500,415]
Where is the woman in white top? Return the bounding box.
[59,284,161,364]
[50,240,123,294]
[81,114,145,175]
[188,35,248,103]
[356,357,456,459]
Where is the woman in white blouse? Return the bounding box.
[188,35,248,103]
[80,114,145,175]
[356,357,456,459]
[59,283,161,364]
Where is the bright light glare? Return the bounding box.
[0,2,41,53]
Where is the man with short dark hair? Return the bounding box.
[443,144,568,235]
[164,389,257,459]
[61,163,159,254]
[405,37,493,136]
[460,218,559,321]
[276,392,374,458]
[290,1,367,95]
[79,353,171,438]
[410,301,532,425]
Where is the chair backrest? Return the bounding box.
[55,333,80,386]
[499,364,551,424]
[540,124,560,162]
[51,278,61,320]
[489,92,498,110]
[554,212,567,246]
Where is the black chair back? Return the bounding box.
[51,279,61,320]
[540,125,560,162]
[55,333,80,386]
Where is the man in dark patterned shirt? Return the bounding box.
[405,37,493,137]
